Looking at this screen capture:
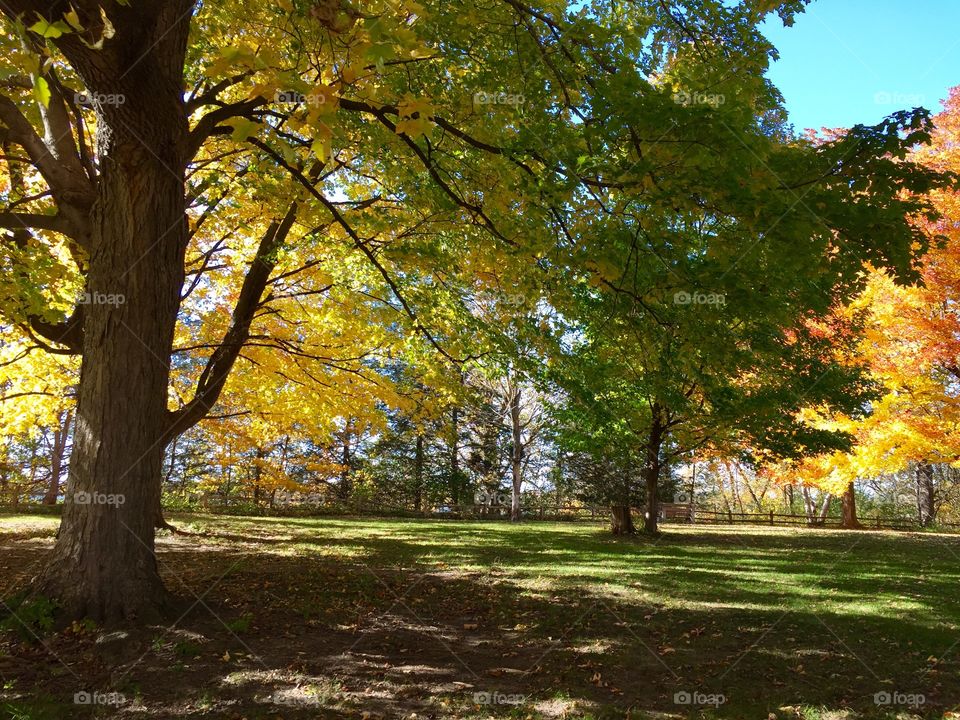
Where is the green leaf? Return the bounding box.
[27,15,71,38]
[229,118,259,142]
[32,76,51,107]
[364,42,395,66]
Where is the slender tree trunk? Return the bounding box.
[802,486,832,525]
[42,410,72,505]
[155,434,182,531]
[252,448,265,506]
[338,423,353,500]
[916,463,936,526]
[450,407,460,505]
[35,3,193,622]
[730,462,745,514]
[414,433,424,512]
[509,384,523,522]
[163,435,179,486]
[841,481,861,529]
[26,443,39,502]
[817,492,832,525]
[642,404,666,535]
[744,472,766,512]
[802,486,814,520]
[721,475,734,522]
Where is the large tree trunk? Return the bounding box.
[642,404,666,535]
[610,505,635,534]
[36,2,193,622]
[509,384,523,522]
[916,463,936,526]
[42,410,72,505]
[841,481,861,529]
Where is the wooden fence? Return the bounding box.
[424,503,959,532]
[671,507,925,530]
[3,500,957,533]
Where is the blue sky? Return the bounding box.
[761,0,960,131]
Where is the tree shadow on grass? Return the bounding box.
[1,519,959,718]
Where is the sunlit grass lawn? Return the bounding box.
[2,513,959,718]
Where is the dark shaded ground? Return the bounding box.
[1,514,959,719]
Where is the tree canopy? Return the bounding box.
[0,0,957,620]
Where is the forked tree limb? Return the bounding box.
[165,202,300,439]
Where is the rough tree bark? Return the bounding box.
[0,0,304,621]
[841,481,861,529]
[916,463,936,526]
[31,1,195,622]
[610,504,635,534]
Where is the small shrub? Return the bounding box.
[0,595,57,642]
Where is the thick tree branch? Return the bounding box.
[0,95,94,246]
[24,305,84,354]
[185,98,266,159]
[0,211,72,234]
[165,203,300,438]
